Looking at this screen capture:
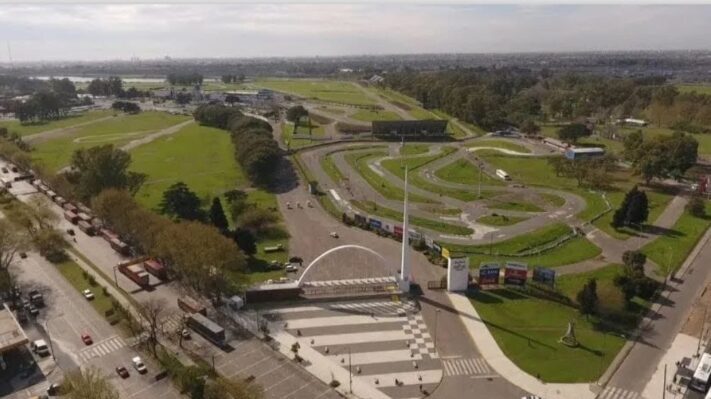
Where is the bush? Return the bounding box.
[329,380,340,388]
[88,275,97,286]
[686,195,706,218]
[82,270,89,279]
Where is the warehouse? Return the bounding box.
[564,147,605,160]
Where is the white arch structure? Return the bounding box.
[296,245,395,287]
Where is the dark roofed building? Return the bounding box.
[372,120,448,137]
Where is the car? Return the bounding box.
[132,356,147,374]
[521,396,543,399]
[82,289,94,300]
[329,231,339,238]
[115,366,130,379]
[19,252,27,259]
[29,290,44,307]
[296,202,302,209]
[286,202,292,209]
[1,168,7,173]
[31,340,50,357]
[66,228,75,236]
[28,305,39,317]
[181,329,191,340]
[16,310,28,324]
[47,383,61,395]
[81,333,93,345]
[307,200,313,208]
[285,264,298,273]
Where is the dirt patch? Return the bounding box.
[681,284,711,338]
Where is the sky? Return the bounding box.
[1,4,711,62]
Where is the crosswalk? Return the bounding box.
[77,335,126,363]
[442,357,490,376]
[598,386,642,399]
[328,299,417,316]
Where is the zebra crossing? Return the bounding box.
[442,357,491,376]
[598,386,642,399]
[328,299,417,316]
[77,335,126,363]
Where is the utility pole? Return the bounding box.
[662,364,667,399]
[477,161,482,198]
[113,265,118,287]
[434,309,441,350]
[44,319,56,361]
[349,347,352,393]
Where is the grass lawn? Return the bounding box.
[380,147,457,180]
[371,87,438,119]
[400,144,430,156]
[434,158,501,186]
[0,110,115,137]
[255,79,376,106]
[593,190,674,240]
[351,109,402,122]
[346,150,437,204]
[445,223,601,268]
[641,201,711,275]
[477,214,528,227]
[486,197,543,213]
[129,123,244,210]
[471,139,531,154]
[470,288,625,382]
[282,121,326,149]
[322,153,346,184]
[350,200,473,235]
[31,111,190,171]
[676,84,711,95]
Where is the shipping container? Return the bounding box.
[119,264,150,287]
[144,259,167,280]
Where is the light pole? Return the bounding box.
[434,309,441,351]
[348,347,352,394]
[112,265,119,287]
[44,317,59,361]
[698,306,708,356]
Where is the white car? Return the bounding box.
[285,264,298,273]
[132,356,147,374]
[329,231,339,238]
[82,289,95,300]
[286,202,292,209]
[31,340,50,357]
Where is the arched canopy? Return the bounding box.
[296,245,392,287]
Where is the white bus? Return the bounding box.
[690,353,711,392]
[496,169,511,181]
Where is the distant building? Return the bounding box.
[368,75,385,84]
[372,120,448,137]
[543,137,569,151]
[620,118,648,127]
[565,147,605,160]
[224,89,273,107]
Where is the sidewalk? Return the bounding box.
[642,333,698,399]
[446,292,596,399]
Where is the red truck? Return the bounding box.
[64,211,79,224]
[119,264,150,288]
[178,296,206,316]
[143,259,167,280]
[77,220,95,236]
[109,238,130,256]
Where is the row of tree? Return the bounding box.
[87,77,125,97]
[623,130,698,182]
[167,72,203,86]
[111,101,141,114]
[221,74,245,84]
[547,154,617,189]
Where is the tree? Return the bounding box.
[209,197,229,232]
[686,194,706,217]
[159,182,205,221]
[520,119,541,137]
[576,278,598,315]
[0,220,28,299]
[557,123,591,144]
[623,130,644,162]
[64,367,119,399]
[67,145,146,201]
[232,228,257,256]
[622,250,647,276]
[225,189,250,220]
[625,189,649,227]
[237,207,278,235]
[286,105,309,123]
[137,298,168,357]
[111,101,141,114]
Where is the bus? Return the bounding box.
[690,353,711,392]
[495,169,511,181]
[186,313,225,346]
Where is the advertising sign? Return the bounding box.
[354,213,367,225]
[504,262,528,286]
[369,218,382,230]
[425,237,434,249]
[394,225,403,239]
[408,229,422,241]
[441,247,451,259]
[532,267,556,286]
[478,263,500,285]
[447,257,470,292]
[432,242,442,254]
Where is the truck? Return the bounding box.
[143,259,167,280]
[178,296,207,316]
[186,313,225,346]
[495,169,511,181]
[45,190,57,200]
[119,264,150,288]
[0,177,12,188]
[109,238,130,256]
[64,211,79,224]
[77,220,95,236]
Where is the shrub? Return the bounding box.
[329,380,340,388]
[686,195,706,218]
[88,275,97,286]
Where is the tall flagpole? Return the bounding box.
[400,167,410,293]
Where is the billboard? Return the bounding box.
[478,263,500,285]
[425,237,434,249]
[408,229,422,241]
[432,242,442,254]
[394,225,403,239]
[354,213,367,225]
[504,262,528,286]
[448,257,470,291]
[441,247,450,259]
[369,218,382,230]
[532,267,556,287]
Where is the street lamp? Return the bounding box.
[112,265,119,287]
[44,316,61,361]
[434,309,441,351]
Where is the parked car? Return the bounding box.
[181,329,191,340]
[29,290,44,307]
[66,228,75,236]
[329,231,339,238]
[47,383,61,395]
[285,264,298,273]
[82,289,94,300]
[132,356,147,374]
[31,340,50,357]
[116,366,130,378]
[28,305,39,317]
[81,333,93,345]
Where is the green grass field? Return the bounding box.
[31,111,190,171]
[642,201,711,275]
[281,120,326,149]
[400,144,430,156]
[434,158,501,186]
[380,147,457,180]
[593,190,674,240]
[0,110,115,137]
[129,123,245,210]
[486,197,544,213]
[350,200,473,235]
[470,289,625,382]
[471,139,531,153]
[676,84,711,95]
[255,79,376,106]
[477,214,528,227]
[351,109,402,122]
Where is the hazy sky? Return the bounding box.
[2,4,711,61]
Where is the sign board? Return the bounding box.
[394,225,403,239]
[425,237,434,249]
[532,267,556,286]
[354,213,367,224]
[504,262,528,286]
[441,247,450,259]
[447,257,469,292]
[408,229,422,241]
[369,218,382,230]
[383,223,394,234]
[432,242,442,254]
[478,263,500,285]
[308,182,318,195]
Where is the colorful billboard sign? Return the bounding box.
[432,242,442,254]
[504,262,528,286]
[394,225,403,239]
[478,263,500,285]
[369,218,382,230]
[532,267,556,286]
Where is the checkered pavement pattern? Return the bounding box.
[403,313,438,360]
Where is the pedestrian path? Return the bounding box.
[77,335,126,363]
[598,386,642,399]
[442,357,491,376]
[262,298,442,399]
